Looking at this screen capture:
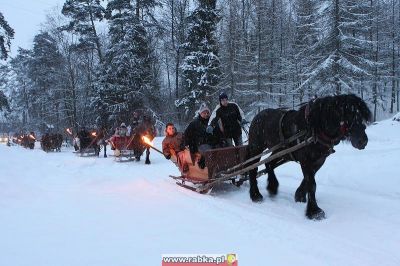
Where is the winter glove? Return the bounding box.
[164,154,171,160]
[198,156,206,169]
[206,125,214,134]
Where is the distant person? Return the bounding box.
[129,111,141,136]
[119,123,128,136]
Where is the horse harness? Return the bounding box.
[278,101,353,160]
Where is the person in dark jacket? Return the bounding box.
[184,103,213,154]
[208,92,246,146]
[77,127,91,150]
[162,122,184,160]
[184,103,213,168]
[131,111,140,128]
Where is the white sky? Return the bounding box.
[1,0,65,56]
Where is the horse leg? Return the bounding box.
[265,159,279,196]
[300,161,325,220]
[145,148,150,164]
[249,167,263,202]
[266,166,278,196]
[295,179,307,203]
[103,142,107,158]
[248,145,263,202]
[135,148,141,161]
[265,157,286,196]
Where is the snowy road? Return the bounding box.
[1,118,399,266]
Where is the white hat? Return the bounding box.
[198,103,210,114]
[120,123,126,128]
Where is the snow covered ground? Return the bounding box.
[1,117,399,266]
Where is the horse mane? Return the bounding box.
[306,94,372,130]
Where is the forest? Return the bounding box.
[1,0,400,133]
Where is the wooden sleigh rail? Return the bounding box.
[219,130,307,177]
[196,136,315,193]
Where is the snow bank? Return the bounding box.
[0,118,399,266]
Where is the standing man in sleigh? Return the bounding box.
[207,92,247,147]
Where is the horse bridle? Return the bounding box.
[304,101,357,150]
[277,102,363,157]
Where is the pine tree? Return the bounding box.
[179,0,221,119]
[159,0,191,125]
[0,11,14,60]
[9,48,35,128]
[61,0,105,62]
[0,65,9,111]
[97,0,154,125]
[0,65,10,112]
[293,0,320,100]
[304,0,374,95]
[0,90,8,111]
[28,32,64,128]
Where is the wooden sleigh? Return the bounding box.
[73,142,101,157]
[109,136,136,162]
[170,130,315,193]
[170,145,249,193]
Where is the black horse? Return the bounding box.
[246,94,372,220]
[130,116,156,164]
[41,133,63,152]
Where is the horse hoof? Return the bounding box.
[145,161,151,165]
[267,184,278,196]
[267,178,279,195]
[306,207,326,220]
[250,191,263,202]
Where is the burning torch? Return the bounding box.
[141,135,163,155]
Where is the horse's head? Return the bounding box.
[308,94,372,150]
[342,95,371,149]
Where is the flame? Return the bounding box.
[142,135,153,146]
[66,128,73,135]
[91,132,97,137]
[29,134,36,140]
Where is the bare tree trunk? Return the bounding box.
[166,51,171,99]
[228,0,236,97]
[371,0,379,121]
[256,0,262,92]
[269,0,276,99]
[390,0,396,113]
[87,2,103,62]
[333,0,341,94]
